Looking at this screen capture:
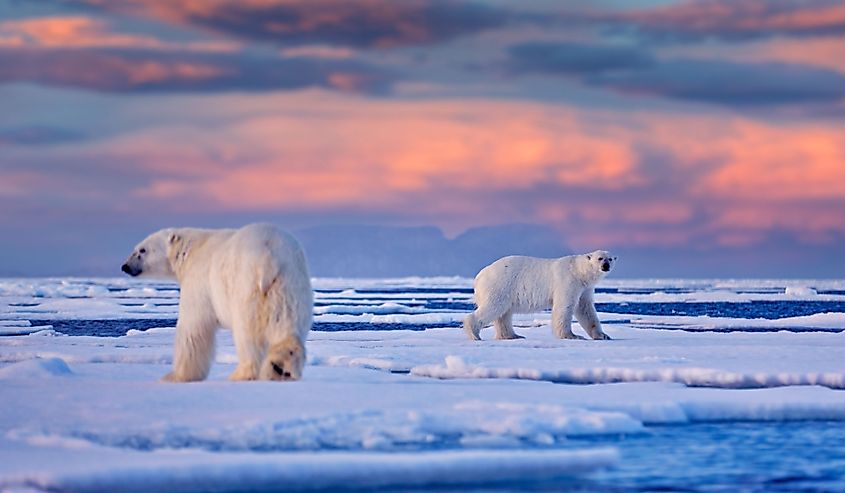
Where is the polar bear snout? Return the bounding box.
[121,252,144,277]
[121,262,140,276]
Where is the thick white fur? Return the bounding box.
[122,223,313,382]
[464,250,616,341]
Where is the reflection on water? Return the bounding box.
[378,422,845,493]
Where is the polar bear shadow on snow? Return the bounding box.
[122,223,313,382]
[464,251,616,341]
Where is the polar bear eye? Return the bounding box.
[139,248,146,255]
[598,257,604,261]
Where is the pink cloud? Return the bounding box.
[0,15,239,51]
[70,0,506,48]
[125,96,643,212]
[0,172,46,198]
[626,0,845,38]
[11,91,845,249]
[696,121,845,200]
[658,36,845,77]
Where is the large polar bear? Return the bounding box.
[121,223,313,382]
[464,251,616,341]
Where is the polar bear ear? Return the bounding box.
[586,254,592,260]
[168,233,181,245]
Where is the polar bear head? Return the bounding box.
[583,250,617,277]
[121,228,180,279]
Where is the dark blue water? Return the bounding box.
[27,319,469,336]
[574,421,845,492]
[375,422,845,493]
[316,300,845,318]
[351,287,474,295]
[108,285,844,297]
[22,300,845,337]
[53,422,845,492]
[317,300,845,319]
[596,301,845,320]
[27,319,179,337]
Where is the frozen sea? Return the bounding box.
[1,277,845,492]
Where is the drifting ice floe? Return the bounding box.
[1,277,845,491]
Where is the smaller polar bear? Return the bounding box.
[121,223,312,382]
[464,251,616,341]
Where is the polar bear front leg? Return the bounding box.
[163,307,218,382]
[551,291,583,340]
[576,289,611,340]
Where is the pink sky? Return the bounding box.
[1,0,844,276]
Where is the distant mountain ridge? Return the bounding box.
[295,224,570,277]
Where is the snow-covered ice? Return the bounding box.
[1,277,845,492]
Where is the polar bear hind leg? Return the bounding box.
[464,312,484,341]
[163,302,218,382]
[464,302,507,341]
[255,272,309,381]
[463,312,482,341]
[493,310,523,340]
[229,320,264,381]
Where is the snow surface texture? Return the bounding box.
[1,278,845,492]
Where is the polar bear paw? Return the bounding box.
[561,333,586,340]
[495,333,525,340]
[161,371,199,383]
[260,337,305,381]
[229,363,259,381]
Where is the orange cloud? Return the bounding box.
[134,94,843,246]
[760,3,845,32]
[761,37,845,73]
[15,90,845,249]
[0,15,239,51]
[697,121,845,200]
[124,93,832,216]
[127,97,643,211]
